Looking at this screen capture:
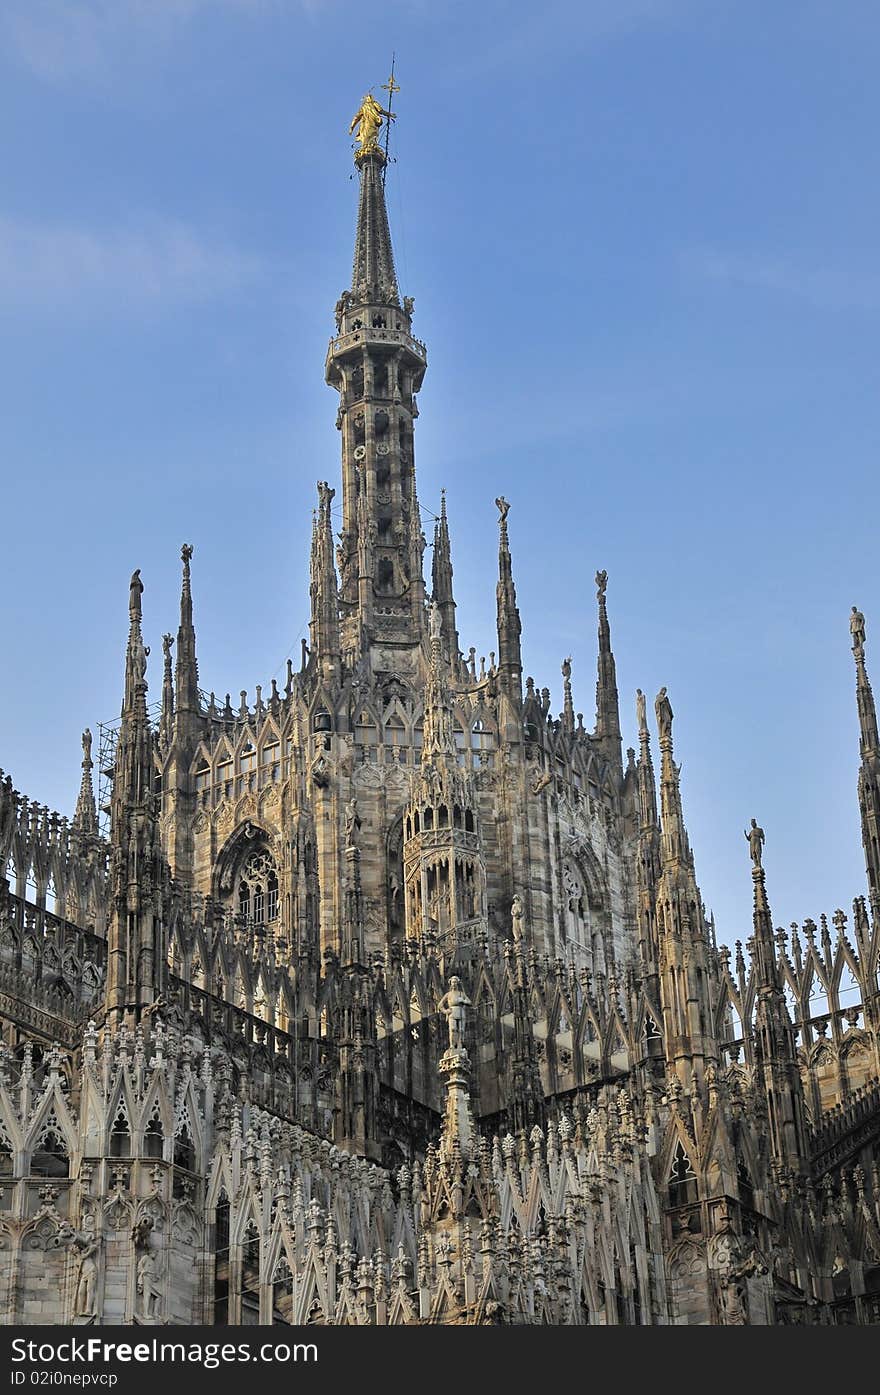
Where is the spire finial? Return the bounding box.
[636,688,648,738]
[349,89,395,164]
[175,542,200,719]
[73,727,98,836]
[654,686,673,751]
[851,604,866,655]
[594,569,621,765]
[129,568,143,623]
[745,817,765,870]
[562,656,574,733]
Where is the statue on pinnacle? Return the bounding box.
[349,92,395,157]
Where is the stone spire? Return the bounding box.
[635,689,661,982]
[106,569,166,1027]
[421,603,455,765]
[72,728,98,837]
[653,688,717,1093]
[431,490,459,664]
[851,608,880,912]
[174,544,200,722]
[351,141,398,305]
[325,125,427,652]
[437,977,476,1162]
[561,657,575,735]
[309,481,340,677]
[494,497,522,703]
[747,823,810,1172]
[159,633,174,753]
[594,570,622,772]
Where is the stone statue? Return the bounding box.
[129,568,143,621]
[344,797,361,847]
[334,291,350,332]
[596,569,607,598]
[562,656,572,682]
[636,689,647,732]
[162,633,173,662]
[429,600,442,643]
[72,1232,99,1318]
[136,1249,159,1320]
[402,295,414,317]
[82,728,92,764]
[437,976,471,1050]
[851,605,866,651]
[317,480,335,510]
[181,542,193,567]
[745,818,765,869]
[495,496,510,523]
[349,92,395,155]
[655,687,673,742]
[511,893,526,942]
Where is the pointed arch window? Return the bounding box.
[31,1128,69,1178]
[470,719,495,767]
[668,1140,698,1207]
[109,1111,131,1159]
[260,742,280,785]
[194,761,211,792]
[213,1196,230,1325]
[384,713,406,764]
[239,743,256,775]
[453,724,466,767]
[354,713,377,758]
[173,1123,196,1173]
[238,849,279,925]
[144,1116,164,1159]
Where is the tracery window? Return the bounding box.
[471,719,495,768]
[238,849,279,925]
[260,742,280,783]
[454,724,466,767]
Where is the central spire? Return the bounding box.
[326,87,427,656]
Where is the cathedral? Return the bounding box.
[0,93,879,1328]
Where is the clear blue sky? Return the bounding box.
[1,2,878,946]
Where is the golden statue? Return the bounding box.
[349,92,395,155]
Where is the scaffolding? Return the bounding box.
[96,702,161,840]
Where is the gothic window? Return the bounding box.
[239,743,256,775]
[454,724,466,767]
[471,719,495,767]
[194,761,210,792]
[355,713,377,756]
[260,742,280,784]
[272,1257,294,1325]
[109,1111,131,1159]
[30,1128,69,1178]
[174,1123,196,1172]
[213,1197,230,1325]
[217,758,233,793]
[384,713,405,764]
[144,1117,164,1159]
[668,1141,698,1206]
[0,1138,11,1178]
[237,850,279,926]
[241,1220,261,1322]
[413,721,424,752]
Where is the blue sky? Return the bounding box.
[1,1,878,945]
